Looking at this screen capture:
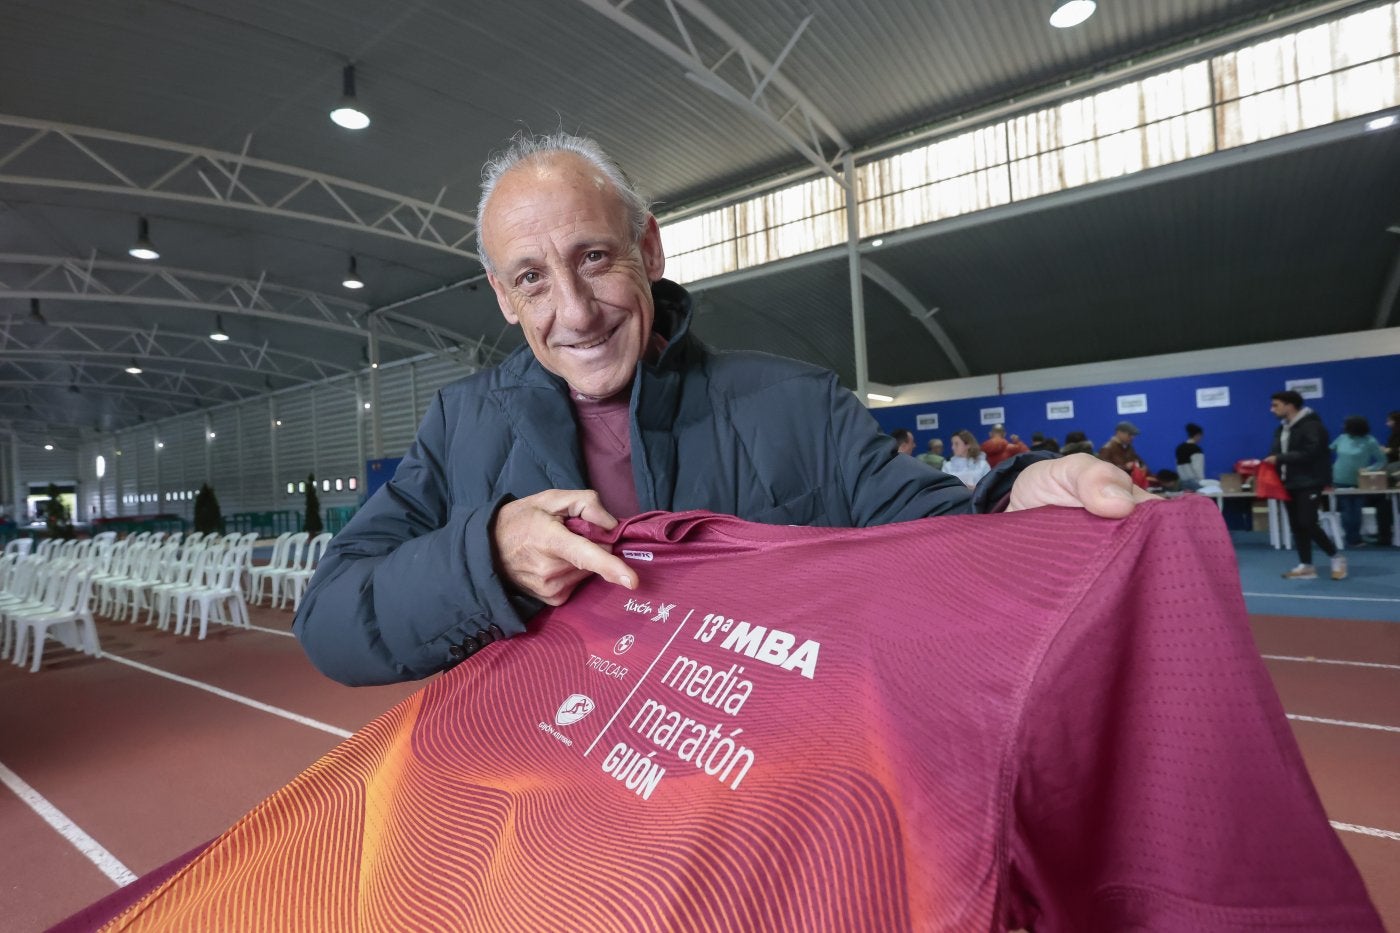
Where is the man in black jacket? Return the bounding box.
[294,133,1156,686]
[1265,390,1345,580]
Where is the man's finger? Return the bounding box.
[549,523,638,590]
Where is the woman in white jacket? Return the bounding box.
[945,429,991,487]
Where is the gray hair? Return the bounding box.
[475,131,651,273]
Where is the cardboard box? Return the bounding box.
[1252,505,1270,532]
[1219,473,1244,494]
[1358,471,1388,491]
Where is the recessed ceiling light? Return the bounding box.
[330,64,371,130]
[1366,114,1397,131]
[870,238,885,247]
[125,359,143,374]
[1050,0,1096,28]
[44,443,54,451]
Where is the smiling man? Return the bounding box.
[294,133,1152,686]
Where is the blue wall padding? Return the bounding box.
[870,355,1400,478]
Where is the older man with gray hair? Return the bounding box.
[294,132,1150,686]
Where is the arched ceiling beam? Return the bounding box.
[860,260,970,378]
[1374,228,1400,329]
[1,320,353,383]
[0,254,497,363]
[0,376,234,410]
[575,0,849,184]
[0,382,186,419]
[0,354,283,398]
[0,115,479,260]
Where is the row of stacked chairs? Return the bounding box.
[0,530,269,673]
[0,536,106,672]
[93,530,259,638]
[248,531,333,612]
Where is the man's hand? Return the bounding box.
[493,489,638,606]
[1006,453,1156,517]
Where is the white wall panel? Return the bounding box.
[376,366,417,459]
[207,407,244,514]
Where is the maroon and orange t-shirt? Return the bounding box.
[99,498,1379,931]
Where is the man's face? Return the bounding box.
[1270,399,1290,419]
[1116,429,1135,444]
[897,434,914,455]
[484,154,665,399]
[929,440,943,454]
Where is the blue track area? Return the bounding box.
[1232,533,1400,622]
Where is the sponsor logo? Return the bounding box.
[613,634,634,655]
[622,549,654,561]
[555,694,595,726]
[651,603,675,623]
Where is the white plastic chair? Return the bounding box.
[11,565,99,672]
[280,532,332,612]
[174,548,249,640]
[247,532,294,605]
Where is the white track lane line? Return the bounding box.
[0,760,138,887]
[1286,713,1400,733]
[1243,591,1400,603]
[101,653,352,739]
[1264,654,1400,672]
[1331,821,1400,842]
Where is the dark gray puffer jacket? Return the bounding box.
[294,280,1045,685]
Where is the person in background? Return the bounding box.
[1379,410,1400,546]
[1265,390,1344,580]
[1029,432,1060,453]
[1098,422,1143,475]
[891,428,915,456]
[946,429,991,487]
[1175,423,1206,491]
[918,438,945,470]
[1330,415,1385,547]
[982,424,1028,468]
[1060,430,1095,456]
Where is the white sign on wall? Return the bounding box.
[1046,400,1075,420]
[916,412,940,431]
[1196,386,1231,408]
[1117,393,1148,415]
[980,407,1005,426]
[1285,377,1324,399]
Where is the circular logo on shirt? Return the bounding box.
[613,634,634,655]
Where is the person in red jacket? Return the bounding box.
[982,424,1027,468]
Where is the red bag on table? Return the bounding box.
[1254,461,1290,500]
[1235,458,1262,477]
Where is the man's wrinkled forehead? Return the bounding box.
[483,153,626,261]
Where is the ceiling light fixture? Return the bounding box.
[1049,0,1096,28]
[342,255,365,289]
[44,443,54,451]
[29,298,45,324]
[125,359,143,374]
[330,64,371,130]
[210,315,230,342]
[870,238,885,247]
[1365,114,1397,131]
[867,393,895,403]
[128,217,160,260]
